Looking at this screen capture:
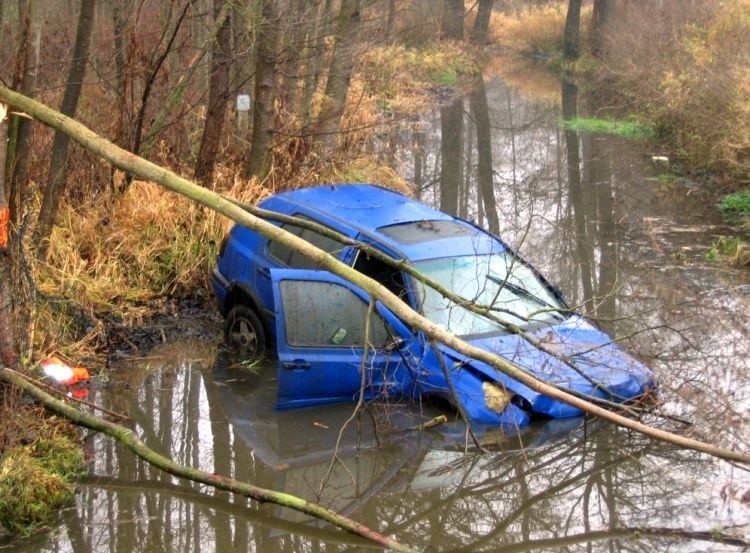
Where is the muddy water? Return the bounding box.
[14,76,750,552]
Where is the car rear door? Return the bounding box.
[270,269,412,409]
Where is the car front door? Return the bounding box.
[270,269,412,409]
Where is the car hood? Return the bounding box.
[448,316,655,418]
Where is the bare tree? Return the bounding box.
[563,0,582,60]
[0,104,16,367]
[35,0,97,259]
[315,0,362,151]
[471,0,494,45]
[299,0,334,128]
[245,0,280,180]
[591,0,616,58]
[441,0,464,40]
[194,0,232,186]
[8,0,40,229]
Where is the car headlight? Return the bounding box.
[482,381,513,413]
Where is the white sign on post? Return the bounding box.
[236,94,251,112]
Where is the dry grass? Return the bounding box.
[360,42,479,114]
[653,1,750,176]
[33,175,268,356]
[590,0,750,179]
[488,3,591,60]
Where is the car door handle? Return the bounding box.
[283,360,312,370]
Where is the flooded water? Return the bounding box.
[12,74,750,552]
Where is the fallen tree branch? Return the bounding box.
[0,365,419,553]
[0,87,748,467]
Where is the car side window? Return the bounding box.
[280,280,390,348]
[268,217,346,269]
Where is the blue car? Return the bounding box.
[211,184,656,427]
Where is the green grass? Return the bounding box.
[719,191,750,224]
[705,235,742,262]
[561,117,656,140]
[0,427,85,535]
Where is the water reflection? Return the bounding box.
[13,72,750,552]
[13,341,746,553]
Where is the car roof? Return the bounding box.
[266,184,450,227]
[262,184,506,260]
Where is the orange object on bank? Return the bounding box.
[0,206,9,249]
[41,356,90,386]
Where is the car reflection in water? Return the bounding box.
[209,352,589,521]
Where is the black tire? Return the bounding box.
[224,305,266,359]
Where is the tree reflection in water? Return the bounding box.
[18,342,743,553]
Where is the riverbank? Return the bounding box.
[488,1,750,245]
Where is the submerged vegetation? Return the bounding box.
[560,117,655,140]
[706,235,750,267]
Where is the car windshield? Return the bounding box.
[413,253,565,337]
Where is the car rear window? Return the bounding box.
[267,216,346,269]
[377,220,478,244]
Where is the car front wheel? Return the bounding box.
[224,305,266,359]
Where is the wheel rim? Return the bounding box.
[229,318,258,354]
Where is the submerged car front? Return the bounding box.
[406,244,656,425]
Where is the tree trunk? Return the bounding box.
[470,78,499,235]
[299,0,333,128]
[9,0,40,229]
[385,0,396,43]
[110,0,128,149]
[245,0,280,180]
[3,83,750,466]
[278,0,310,109]
[591,0,615,58]
[34,0,96,260]
[315,0,362,151]
[123,1,189,191]
[441,0,464,40]
[470,0,493,45]
[193,0,232,186]
[0,106,17,368]
[439,98,463,216]
[563,0,582,61]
